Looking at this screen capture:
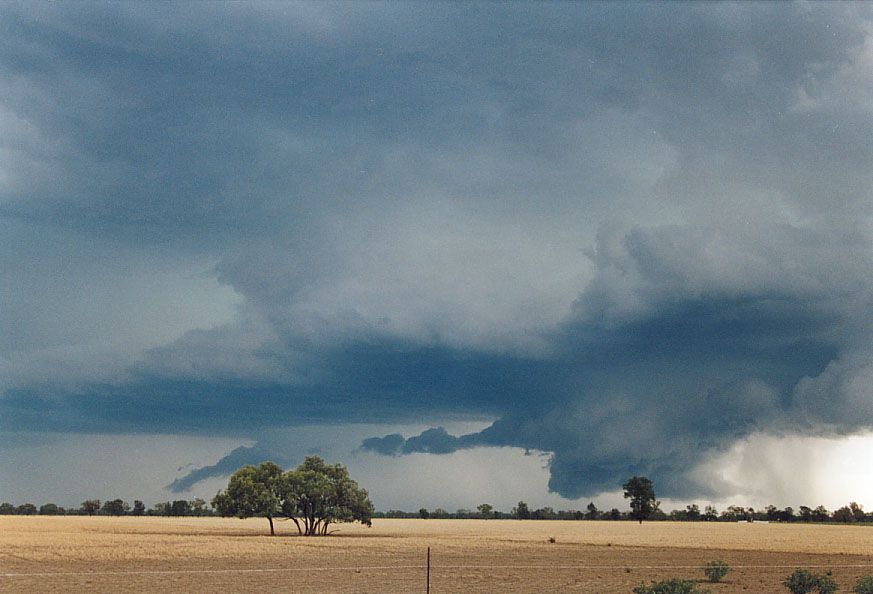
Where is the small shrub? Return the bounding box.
[816,574,837,594]
[854,575,873,594]
[704,560,730,583]
[632,578,709,594]
[783,569,838,594]
[547,536,556,543]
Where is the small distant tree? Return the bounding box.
[39,503,60,515]
[212,461,283,536]
[131,500,146,516]
[833,505,854,523]
[723,505,751,522]
[812,505,829,522]
[418,508,429,519]
[623,476,656,524]
[17,503,37,515]
[609,508,622,520]
[512,501,530,519]
[533,506,556,520]
[477,503,494,519]
[170,500,191,516]
[81,500,101,516]
[0,502,16,514]
[585,502,599,520]
[685,504,701,521]
[102,499,129,516]
[190,498,208,516]
[703,505,718,521]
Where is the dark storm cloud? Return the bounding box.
[167,444,281,493]
[4,2,873,499]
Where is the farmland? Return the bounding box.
[3,517,873,593]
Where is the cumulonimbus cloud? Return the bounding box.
[4,2,873,501]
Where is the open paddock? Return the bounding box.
[3,517,873,593]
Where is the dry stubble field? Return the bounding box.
[3,517,873,593]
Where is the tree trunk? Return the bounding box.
[291,517,302,535]
[268,515,275,536]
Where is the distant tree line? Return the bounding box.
[0,498,215,517]
[372,501,873,523]
[4,498,872,523]
[5,472,873,525]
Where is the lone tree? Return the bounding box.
[213,457,373,537]
[213,461,283,536]
[279,456,374,536]
[513,501,531,519]
[623,476,656,524]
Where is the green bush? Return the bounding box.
[703,560,730,583]
[855,575,873,594]
[816,574,837,594]
[783,569,838,594]
[632,578,708,594]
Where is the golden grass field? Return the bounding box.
[3,517,873,593]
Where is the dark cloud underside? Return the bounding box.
[3,2,873,499]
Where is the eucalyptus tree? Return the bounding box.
[279,456,374,536]
[212,461,283,535]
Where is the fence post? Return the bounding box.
[426,546,431,594]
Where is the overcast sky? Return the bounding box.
[3,2,873,512]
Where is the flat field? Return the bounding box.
[3,517,873,593]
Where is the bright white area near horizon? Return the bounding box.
[2,428,873,514]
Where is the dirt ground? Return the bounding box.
[3,517,873,593]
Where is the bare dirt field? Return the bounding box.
[3,517,873,593]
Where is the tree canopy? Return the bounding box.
[212,461,283,535]
[623,476,657,523]
[212,457,373,536]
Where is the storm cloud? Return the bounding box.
[3,2,873,501]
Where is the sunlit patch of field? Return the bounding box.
[3,517,873,593]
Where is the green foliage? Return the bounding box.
[632,578,708,594]
[703,560,730,583]
[213,457,373,537]
[39,503,60,515]
[784,569,838,594]
[212,461,283,534]
[585,501,599,520]
[854,575,873,594]
[280,456,374,536]
[816,574,837,594]
[513,500,531,519]
[623,476,657,523]
[101,499,130,516]
[80,499,101,516]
